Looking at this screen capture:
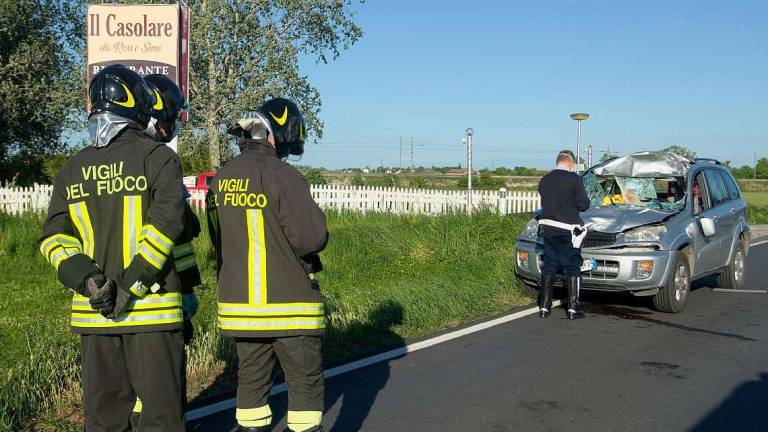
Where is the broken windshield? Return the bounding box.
[583,172,686,212]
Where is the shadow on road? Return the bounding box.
[688,373,768,432]
[324,300,406,432]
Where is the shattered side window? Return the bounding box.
[582,172,605,206]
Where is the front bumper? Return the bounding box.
[514,239,674,293]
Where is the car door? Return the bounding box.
[690,170,718,275]
[702,169,733,268]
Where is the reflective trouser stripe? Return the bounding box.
[123,195,142,268]
[70,293,183,328]
[69,202,95,258]
[246,209,268,304]
[287,410,322,432]
[133,397,142,413]
[236,405,272,428]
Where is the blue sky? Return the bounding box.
[297,0,768,170]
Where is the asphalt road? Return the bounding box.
[190,243,768,432]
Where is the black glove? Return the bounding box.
[107,284,141,319]
[300,253,323,274]
[57,254,101,297]
[89,279,117,317]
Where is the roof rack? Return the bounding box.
[692,158,721,165]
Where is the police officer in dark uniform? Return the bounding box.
[207,98,328,432]
[38,65,187,431]
[537,150,591,319]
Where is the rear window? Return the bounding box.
[703,169,728,205]
[719,171,741,200]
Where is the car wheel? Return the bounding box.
[716,240,746,290]
[653,251,690,313]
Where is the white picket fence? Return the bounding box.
[0,184,53,216]
[0,184,540,216]
[190,185,539,215]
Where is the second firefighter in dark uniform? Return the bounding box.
[37,65,187,431]
[537,150,591,319]
[128,73,203,427]
[207,99,328,432]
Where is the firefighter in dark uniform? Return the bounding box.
[127,73,203,428]
[537,150,591,319]
[37,65,186,431]
[207,98,328,432]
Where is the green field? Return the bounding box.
[0,210,531,431]
[743,192,768,207]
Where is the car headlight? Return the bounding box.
[521,220,539,239]
[624,225,666,243]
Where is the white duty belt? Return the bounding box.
[538,219,592,248]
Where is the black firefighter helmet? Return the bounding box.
[260,98,307,159]
[88,64,154,128]
[144,74,186,142]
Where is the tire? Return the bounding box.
[520,280,539,299]
[653,251,691,313]
[716,240,746,290]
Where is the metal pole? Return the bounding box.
[410,137,414,172]
[399,137,403,170]
[587,144,593,169]
[576,120,581,174]
[466,128,474,213]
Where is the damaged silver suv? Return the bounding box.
[515,151,750,313]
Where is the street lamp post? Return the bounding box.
[570,113,589,173]
[465,128,474,213]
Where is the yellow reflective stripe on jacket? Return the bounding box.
[287,410,322,432]
[140,224,173,255]
[218,316,325,331]
[236,406,272,428]
[218,302,324,317]
[39,234,84,270]
[173,243,197,272]
[246,209,268,304]
[122,195,143,268]
[137,243,166,270]
[68,202,95,258]
[70,292,182,328]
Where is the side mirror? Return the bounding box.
[699,217,716,238]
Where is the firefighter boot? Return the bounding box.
[566,276,585,319]
[538,275,554,318]
[234,426,271,432]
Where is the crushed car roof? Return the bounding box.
[590,150,691,178]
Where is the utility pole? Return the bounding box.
[410,137,414,172]
[587,144,593,168]
[465,128,474,213]
[399,137,403,171]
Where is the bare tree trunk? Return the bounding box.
[207,120,221,169]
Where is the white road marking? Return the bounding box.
[185,300,561,422]
[187,240,768,422]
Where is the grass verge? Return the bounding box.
[0,210,531,431]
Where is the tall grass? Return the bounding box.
[0,210,531,430]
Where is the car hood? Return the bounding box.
[580,206,675,233]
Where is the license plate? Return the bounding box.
[581,258,597,272]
